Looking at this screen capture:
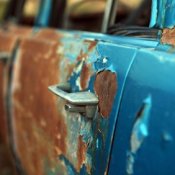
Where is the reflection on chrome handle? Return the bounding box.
[48,83,98,118]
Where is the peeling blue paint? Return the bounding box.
[126,95,152,175]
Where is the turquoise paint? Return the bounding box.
[150,0,175,28]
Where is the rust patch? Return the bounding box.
[94,71,117,118]
[161,28,175,45]
[7,25,32,38]
[0,25,33,53]
[80,63,92,90]
[19,38,56,55]
[0,26,33,175]
[0,62,17,175]
[0,32,17,53]
[0,62,7,143]
[0,144,17,175]
[77,49,88,61]
[10,33,96,174]
[11,36,77,175]
[77,136,87,171]
[54,117,67,155]
[35,28,62,41]
[84,40,97,51]
[77,40,97,61]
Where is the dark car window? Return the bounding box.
[116,0,151,26]
[64,0,152,33]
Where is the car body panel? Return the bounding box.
[2,0,175,174]
[0,24,33,175]
[8,28,145,175]
[108,45,175,175]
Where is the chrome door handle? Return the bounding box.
[48,83,98,118]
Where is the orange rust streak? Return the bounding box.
[84,40,97,51]
[0,62,7,143]
[0,26,32,53]
[77,136,87,171]
[77,40,97,62]
[7,25,32,37]
[80,63,92,90]
[35,28,62,41]
[11,38,69,175]
[161,28,175,45]
[0,26,33,175]
[77,49,88,61]
[0,32,17,53]
[94,71,117,118]
[54,116,67,155]
[0,62,17,175]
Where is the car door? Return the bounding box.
[108,0,175,174]
[108,42,175,175]
[9,27,138,175]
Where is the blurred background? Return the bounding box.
[0,0,152,32]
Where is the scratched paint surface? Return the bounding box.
[10,29,97,175]
[0,61,17,175]
[8,25,153,175]
[126,95,152,175]
[94,71,117,118]
[161,28,175,45]
[8,27,140,175]
[108,48,175,175]
[0,34,15,175]
[0,27,33,175]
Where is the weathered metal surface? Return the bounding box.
[34,28,62,41]
[0,61,7,143]
[94,71,117,118]
[108,47,175,175]
[0,31,17,54]
[0,25,33,175]
[161,28,175,45]
[10,29,100,175]
[0,50,17,175]
[0,143,17,175]
[6,25,32,38]
[126,95,152,175]
[80,63,92,90]
[11,37,63,175]
[77,135,87,171]
[9,28,146,175]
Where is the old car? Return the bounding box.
[0,0,175,175]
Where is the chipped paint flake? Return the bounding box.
[102,57,108,64]
[80,63,92,90]
[74,59,85,74]
[161,28,175,46]
[126,95,152,175]
[77,136,88,170]
[10,31,97,175]
[94,70,117,118]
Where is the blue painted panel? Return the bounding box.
[150,0,175,28]
[53,33,161,174]
[59,36,137,174]
[90,42,137,175]
[35,0,52,27]
[108,47,175,175]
